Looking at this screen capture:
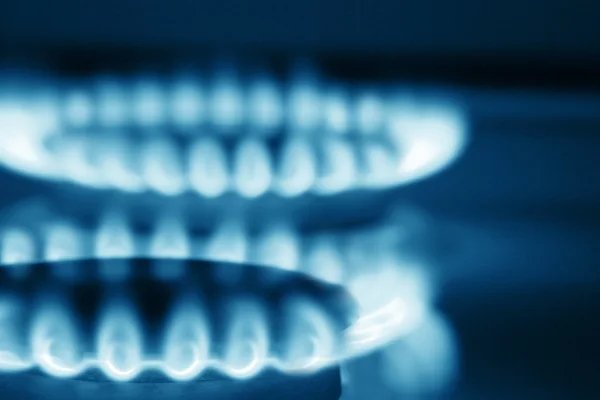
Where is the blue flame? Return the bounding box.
[162,301,211,380]
[170,74,206,127]
[210,69,245,129]
[149,214,191,260]
[140,136,186,196]
[0,298,29,371]
[0,287,348,381]
[31,303,83,378]
[389,102,467,183]
[0,100,57,178]
[281,297,337,372]
[132,78,168,127]
[97,302,144,381]
[0,203,445,381]
[287,70,322,131]
[63,89,94,128]
[323,88,351,134]
[94,209,136,259]
[96,134,145,192]
[304,235,345,284]
[316,138,357,193]
[188,137,230,198]
[0,228,35,264]
[204,218,248,264]
[0,67,467,197]
[96,77,129,127]
[233,138,273,198]
[277,138,317,197]
[248,76,284,131]
[254,222,300,271]
[355,92,385,135]
[221,299,270,379]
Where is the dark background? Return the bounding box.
[1,0,599,89]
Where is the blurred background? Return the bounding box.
[1,0,600,398]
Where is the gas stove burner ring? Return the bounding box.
[0,257,356,382]
[0,65,467,198]
[0,199,434,376]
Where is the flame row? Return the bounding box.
[0,207,433,379]
[0,293,339,381]
[1,208,426,288]
[0,67,466,197]
[2,68,442,135]
[48,135,402,197]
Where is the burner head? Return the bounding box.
[0,65,467,199]
[0,258,355,383]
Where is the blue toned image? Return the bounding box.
[0,65,466,198]
[0,0,599,399]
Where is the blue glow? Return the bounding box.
[56,135,99,186]
[304,235,345,284]
[94,210,136,259]
[0,67,467,197]
[149,214,191,260]
[97,303,143,381]
[221,299,269,379]
[0,203,447,381]
[140,136,186,196]
[389,101,467,184]
[287,73,322,131]
[94,210,135,281]
[204,218,248,264]
[0,290,343,381]
[0,298,29,371]
[248,77,284,131]
[323,88,351,134]
[188,137,229,197]
[96,78,129,127]
[97,134,145,192]
[63,89,94,128]
[0,227,35,264]
[254,222,300,270]
[355,92,385,135]
[210,71,245,129]
[281,297,336,372]
[360,141,398,187]
[233,138,273,198]
[31,90,61,133]
[31,304,83,378]
[170,75,205,127]
[44,222,83,261]
[131,78,167,127]
[316,138,357,193]
[277,138,317,197]
[162,301,210,380]
[378,311,458,395]
[0,101,57,178]
[276,138,317,197]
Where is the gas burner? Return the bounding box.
[0,200,436,367]
[0,258,351,399]
[0,64,466,198]
[0,258,354,381]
